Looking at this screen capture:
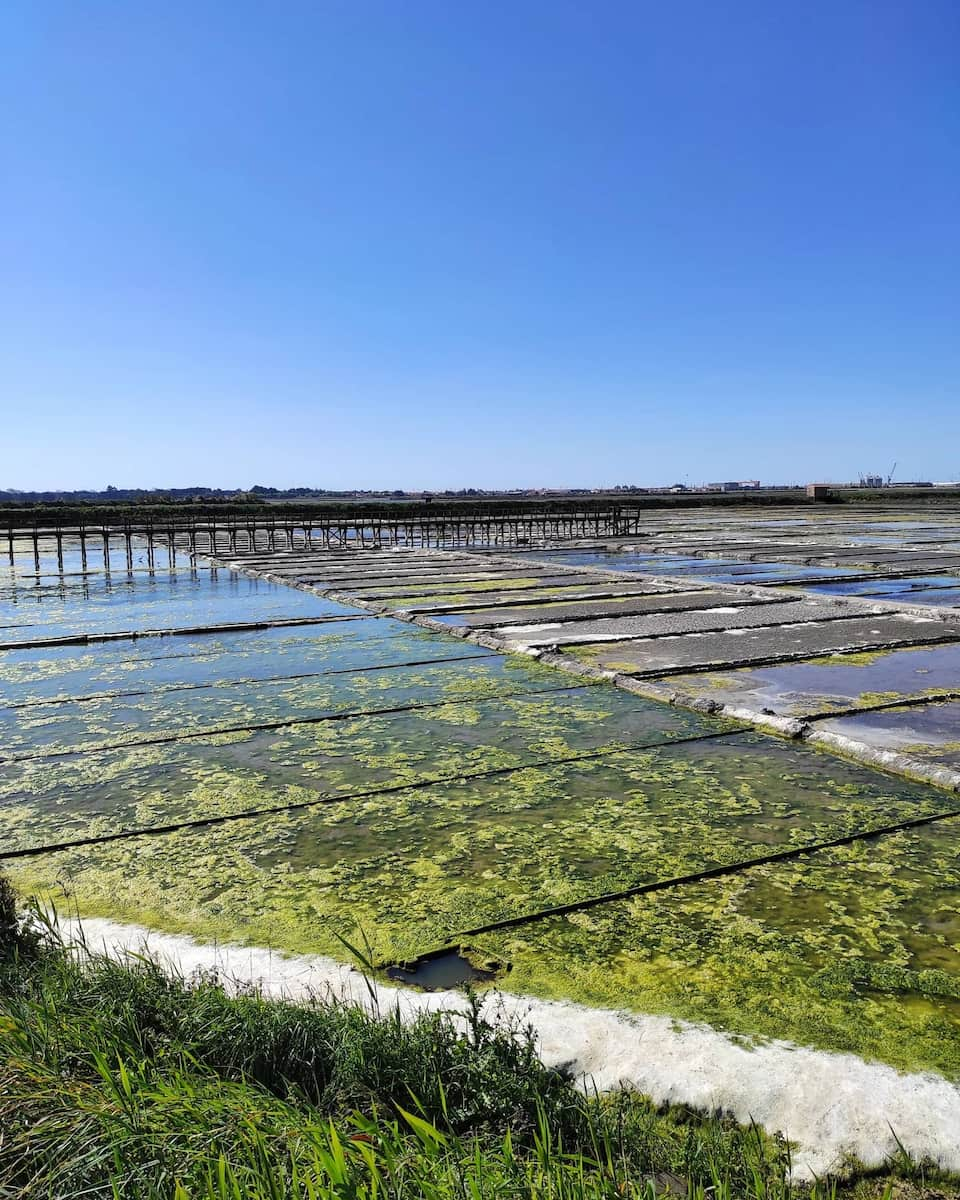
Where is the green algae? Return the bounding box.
[815,960,960,1001]
[701,673,743,691]
[0,685,724,848]
[0,655,578,758]
[377,578,544,605]
[803,649,893,668]
[445,595,665,617]
[4,552,960,1083]
[6,731,959,1077]
[661,645,960,719]
[0,620,495,709]
[468,825,960,1079]
[562,644,647,674]
[379,583,639,608]
[855,690,917,706]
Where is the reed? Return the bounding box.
[0,890,953,1199]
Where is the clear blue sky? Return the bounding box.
[3,1,958,490]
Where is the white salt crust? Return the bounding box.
[60,916,960,1179]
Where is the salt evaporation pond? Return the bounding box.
[515,547,960,603]
[666,643,960,717]
[516,549,863,586]
[1,540,959,1099]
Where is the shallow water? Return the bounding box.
[0,567,348,642]
[467,816,960,1076]
[818,700,960,768]
[3,548,959,1078]
[6,728,957,1076]
[0,619,491,705]
[523,549,863,584]
[0,645,567,756]
[808,575,960,606]
[667,643,960,715]
[386,950,498,989]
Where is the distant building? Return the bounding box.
[860,475,884,488]
[708,481,761,492]
[806,483,832,500]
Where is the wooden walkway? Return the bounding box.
[3,502,670,573]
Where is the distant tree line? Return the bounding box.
[0,483,659,506]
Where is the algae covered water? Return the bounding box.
[2,543,958,1079]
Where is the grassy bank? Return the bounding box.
[0,879,956,1199]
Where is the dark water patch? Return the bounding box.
[386,949,504,990]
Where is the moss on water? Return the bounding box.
[803,649,896,668]
[4,557,960,1082]
[470,830,960,1079]
[856,690,918,706]
[7,734,959,1077]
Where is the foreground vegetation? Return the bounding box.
[0,876,957,1199]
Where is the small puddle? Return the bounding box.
[385,949,504,991]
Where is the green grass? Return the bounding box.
[1,886,958,1199]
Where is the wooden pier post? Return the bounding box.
[125,532,134,572]
[102,530,111,574]
[33,528,41,573]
